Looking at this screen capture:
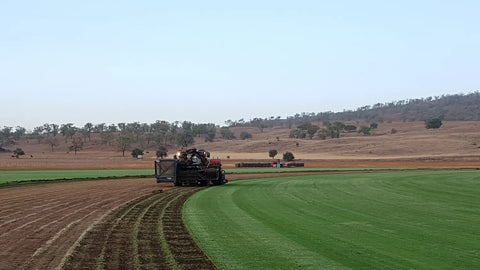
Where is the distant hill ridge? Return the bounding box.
[227,92,480,128]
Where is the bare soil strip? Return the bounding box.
[63,187,216,270]
[0,178,166,270]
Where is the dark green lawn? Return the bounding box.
[0,167,405,186]
[0,169,153,186]
[184,171,480,269]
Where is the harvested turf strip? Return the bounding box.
[63,187,216,270]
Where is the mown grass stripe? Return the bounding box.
[184,170,480,269]
[0,169,153,186]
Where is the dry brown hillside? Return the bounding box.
[1,121,479,170]
[197,121,480,158]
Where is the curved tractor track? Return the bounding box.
[0,179,216,270]
[63,187,216,270]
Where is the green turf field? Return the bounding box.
[224,167,392,174]
[184,170,480,269]
[0,169,153,185]
[0,168,403,186]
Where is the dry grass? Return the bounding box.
[1,121,479,170]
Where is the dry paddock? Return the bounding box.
[0,178,166,270]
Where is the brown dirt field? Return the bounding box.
[1,121,479,171]
[63,186,216,270]
[0,178,167,270]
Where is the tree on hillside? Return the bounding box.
[93,123,106,133]
[126,122,142,141]
[100,131,115,146]
[295,122,320,139]
[269,149,278,160]
[283,151,295,162]
[317,129,328,140]
[107,124,118,132]
[425,118,443,129]
[69,135,84,155]
[322,121,345,139]
[0,126,12,147]
[13,126,26,141]
[344,125,357,132]
[117,122,127,133]
[42,123,59,137]
[359,126,371,135]
[46,136,59,152]
[220,127,236,140]
[43,123,52,136]
[176,132,195,148]
[131,148,144,158]
[116,134,132,157]
[156,146,168,159]
[83,122,94,141]
[13,148,25,158]
[31,126,45,143]
[240,131,252,140]
[306,125,320,139]
[289,129,307,139]
[331,122,345,138]
[205,130,216,142]
[51,124,59,137]
[60,123,77,142]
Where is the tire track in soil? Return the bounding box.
[0,179,165,270]
[63,187,216,270]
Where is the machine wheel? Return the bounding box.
[199,180,211,186]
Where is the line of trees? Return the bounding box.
[0,121,218,156]
[269,149,295,162]
[225,92,480,129]
[0,126,26,149]
[288,121,378,140]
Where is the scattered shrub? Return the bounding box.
[425,118,443,129]
[283,151,295,161]
[240,131,252,140]
[269,149,278,159]
[156,146,168,159]
[131,148,144,158]
[359,126,371,135]
[13,148,25,158]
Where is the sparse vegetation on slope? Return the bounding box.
[226,92,480,128]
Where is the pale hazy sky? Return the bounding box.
[1,0,479,129]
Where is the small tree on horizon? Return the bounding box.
[269,149,278,160]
